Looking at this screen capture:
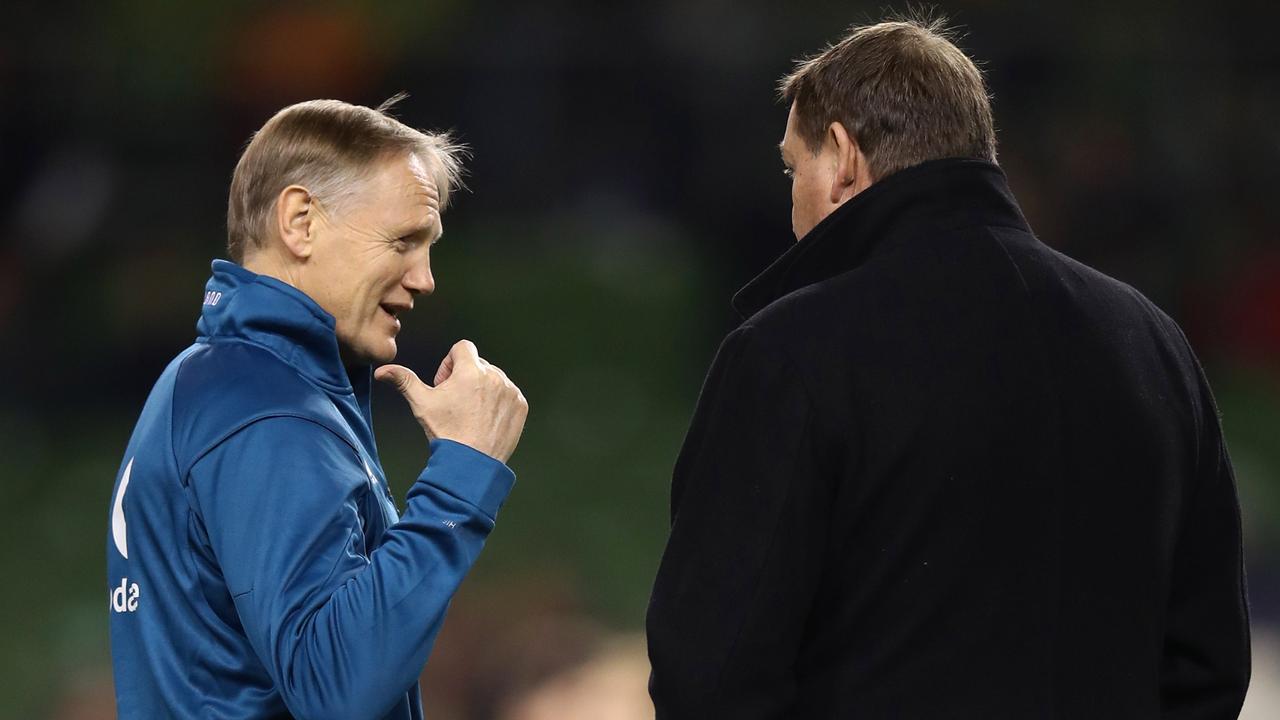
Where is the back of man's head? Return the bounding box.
[226,96,464,263]
[780,17,996,180]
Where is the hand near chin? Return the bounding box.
[374,340,528,464]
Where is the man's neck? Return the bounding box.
[243,250,303,293]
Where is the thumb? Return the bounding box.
[376,364,439,439]
[375,364,426,397]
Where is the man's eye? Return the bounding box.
[782,167,794,178]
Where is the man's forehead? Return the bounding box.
[390,153,440,199]
[779,105,800,154]
[779,132,801,163]
[382,154,440,205]
[352,152,443,236]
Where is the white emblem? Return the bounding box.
[111,458,133,559]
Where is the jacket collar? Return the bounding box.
[196,260,357,394]
[732,158,1029,319]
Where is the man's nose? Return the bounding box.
[404,257,435,295]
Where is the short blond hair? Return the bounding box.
[226,95,466,262]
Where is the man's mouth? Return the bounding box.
[379,304,406,328]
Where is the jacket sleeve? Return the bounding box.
[187,417,514,720]
[1160,361,1251,718]
[647,325,832,719]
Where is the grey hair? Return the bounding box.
[226,94,467,262]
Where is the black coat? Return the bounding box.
[646,159,1250,719]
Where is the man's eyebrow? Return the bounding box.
[778,142,790,164]
[392,221,434,244]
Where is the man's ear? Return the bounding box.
[827,121,871,204]
[274,185,317,260]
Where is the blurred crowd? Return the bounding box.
[1,1,1276,717]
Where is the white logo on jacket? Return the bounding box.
[110,458,142,612]
[111,458,133,559]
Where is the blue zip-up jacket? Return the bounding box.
[107,260,515,719]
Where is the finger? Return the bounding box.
[489,363,509,383]
[433,353,455,387]
[449,339,481,367]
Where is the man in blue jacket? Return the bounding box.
[106,97,529,719]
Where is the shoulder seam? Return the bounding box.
[182,413,362,481]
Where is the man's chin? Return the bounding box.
[368,339,397,365]
[379,340,398,364]
[339,338,397,367]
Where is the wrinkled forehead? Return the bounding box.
[397,153,443,235]
[400,152,442,208]
[346,150,443,233]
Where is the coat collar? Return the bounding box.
[731,158,1030,319]
[195,259,358,394]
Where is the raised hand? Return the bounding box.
[375,340,528,463]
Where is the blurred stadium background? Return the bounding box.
[1,1,1277,717]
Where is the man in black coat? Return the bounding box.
[646,18,1251,719]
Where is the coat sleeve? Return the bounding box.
[1160,360,1251,718]
[647,324,832,719]
[187,417,514,720]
